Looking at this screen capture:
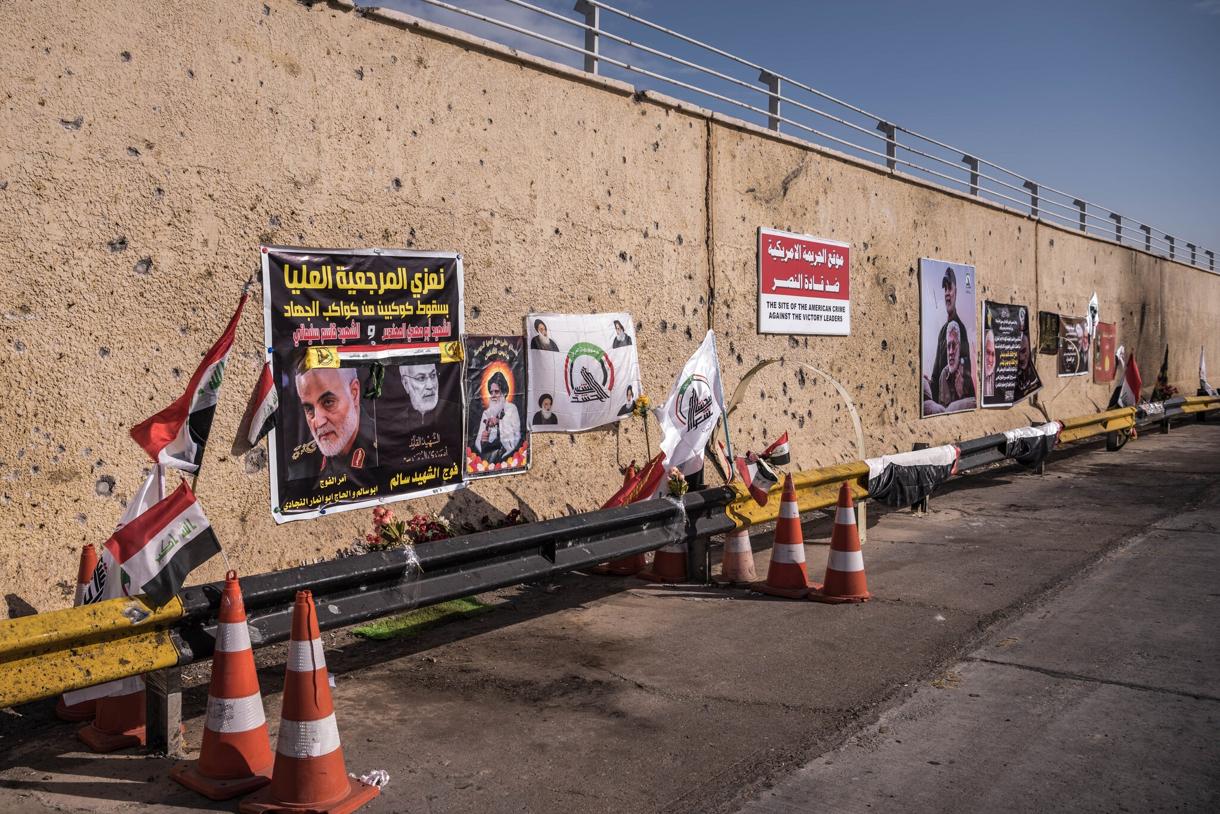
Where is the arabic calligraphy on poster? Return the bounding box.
[757,228,851,336]
[262,246,466,524]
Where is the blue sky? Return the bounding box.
[384,0,1220,257]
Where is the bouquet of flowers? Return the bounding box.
[631,394,651,418]
[364,506,454,551]
[666,466,689,497]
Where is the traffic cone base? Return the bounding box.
[239,768,378,814]
[77,690,146,753]
[713,529,757,586]
[809,587,870,604]
[172,763,271,801]
[55,696,96,722]
[750,579,810,600]
[590,553,647,576]
[637,543,686,583]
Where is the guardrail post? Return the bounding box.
[1140,224,1152,252]
[574,1,599,75]
[962,155,979,195]
[911,442,930,515]
[145,666,183,756]
[759,71,781,131]
[1187,243,1196,266]
[1109,213,1122,243]
[877,121,896,170]
[1073,199,1086,232]
[1209,250,1215,272]
[1023,181,1039,218]
[1166,235,1175,260]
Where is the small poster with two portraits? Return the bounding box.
[261,246,466,524]
[463,335,530,479]
[919,258,978,417]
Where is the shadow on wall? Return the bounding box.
[5,593,39,619]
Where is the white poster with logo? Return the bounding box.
[526,312,642,433]
[658,330,727,475]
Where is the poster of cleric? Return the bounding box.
[464,335,530,478]
[981,301,1041,407]
[261,246,466,523]
[920,258,978,417]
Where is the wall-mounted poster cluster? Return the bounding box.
[919,258,978,417]
[526,312,642,433]
[981,301,1041,408]
[262,247,465,523]
[757,228,851,336]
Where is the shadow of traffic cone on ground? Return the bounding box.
[590,552,649,576]
[713,528,757,586]
[240,590,379,814]
[809,482,871,604]
[171,570,273,800]
[77,678,146,752]
[56,544,99,722]
[637,540,687,583]
[751,474,811,599]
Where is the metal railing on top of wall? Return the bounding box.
[374,0,1216,274]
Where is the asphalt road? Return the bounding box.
[1,423,1217,813]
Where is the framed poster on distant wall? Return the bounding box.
[757,228,851,336]
[920,258,978,417]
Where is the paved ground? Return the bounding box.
[1,423,1217,813]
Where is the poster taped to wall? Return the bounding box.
[262,246,466,523]
[526,312,641,433]
[464,335,530,479]
[920,258,978,417]
[757,228,851,336]
[1057,315,1091,377]
[981,301,1041,407]
[1037,311,1060,355]
[1093,322,1117,383]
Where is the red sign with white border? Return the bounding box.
[757,227,851,336]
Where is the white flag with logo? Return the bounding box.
[659,330,727,475]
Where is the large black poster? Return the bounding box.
[262,247,465,523]
[982,301,1041,407]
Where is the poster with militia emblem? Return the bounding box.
[464,335,530,479]
[262,246,466,523]
[525,312,642,433]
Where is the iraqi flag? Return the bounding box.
[102,479,221,608]
[659,330,727,476]
[735,454,778,506]
[1003,422,1061,468]
[865,444,959,508]
[1109,351,1143,408]
[1201,347,1217,396]
[760,432,790,467]
[231,362,278,456]
[130,293,246,472]
[602,453,666,507]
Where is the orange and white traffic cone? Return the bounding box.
[752,474,811,599]
[239,590,379,814]
[637,540,688,583]
[171,571,273,800]
[713,528,757,586]
[809,482,871,604]
[77,679,146,752]
[56,544,99,721]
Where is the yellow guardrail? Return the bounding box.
[0,595,183,708]
[1057,406,1136,444]
[726,461,870,529]
[1180,394,1220,414]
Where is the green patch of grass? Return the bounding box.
[352,596,493,641]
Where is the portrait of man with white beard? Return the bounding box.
[293,361,377,487]
[399,363,440,421]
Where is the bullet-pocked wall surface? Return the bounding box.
[1,0,1216,615]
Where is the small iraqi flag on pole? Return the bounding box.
[232,362,278,456]
[105,479,221,608]
[1111,351,1143,408]
[735,454,778,507]
[130,292,247,473]
[760,432,790,466]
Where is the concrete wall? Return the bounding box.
[2,0,1216,615]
